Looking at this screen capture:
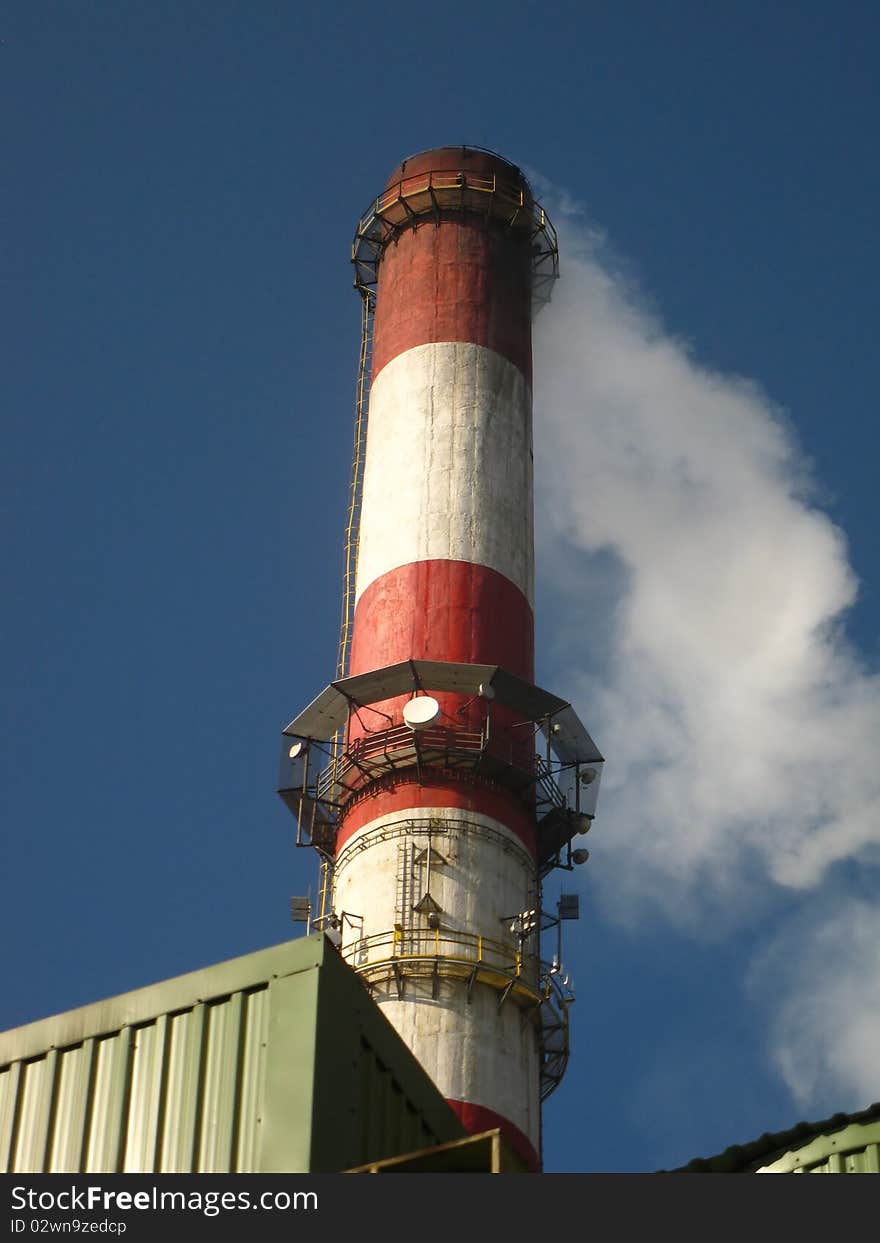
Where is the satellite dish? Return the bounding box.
[288,742,305,759]
[571,848,590,865]
[580,767,597,785]
[403,696,440,730]
[478,682,495,700]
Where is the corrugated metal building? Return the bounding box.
[673,1102,880,1174]
[0,934,465,1174]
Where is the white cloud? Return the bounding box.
[533,201,880,916]
[749,898,880,1108]
[532,192,880,1113]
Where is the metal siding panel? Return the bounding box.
[158,1006,205,1173]
[370,1051,388,1163]
[344,1032,425,1169]
[396,1094,412,1155]
[13,1051,57,1172]
[0,1062,22,1172]
[84,1028,131,1173]
[197,993,243,1173]
[0,939,327,1069]
[123,1017,167,1172]
[395,1085,412,1155]
[235,987,269,1173]
[404,1101,421,1154]
[261,969,319,1173]
[47,1041,95,1172]
[806,1146,880,1174]
[0,937,461,1175]
[756,1118,880,1173]
[311,941,465,1170]
[385,1078,402,1158]
[358,1039,375,1161]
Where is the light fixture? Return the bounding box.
[571,813,592,836]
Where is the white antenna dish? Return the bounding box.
[288,742,305,759]
[580,767,597,785]
[403,696,440,730]
[478,682,495,700]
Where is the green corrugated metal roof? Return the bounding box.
[0,934,464,1174]
[669,1101,880,1173]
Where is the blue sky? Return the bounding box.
[3,2,879,1173]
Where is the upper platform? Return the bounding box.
[278,659,603,873]
[352,144,559,316]
[383,146,532,195]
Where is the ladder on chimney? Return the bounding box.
[336,290,375,681]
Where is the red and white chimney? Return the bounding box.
[280,147,602,1173]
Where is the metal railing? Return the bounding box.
[342,925,536,981]
[534,754,566,809]
[352,167,559,315]
[316,722,487,801]
[537,969,574,1099]
[341,925,574,1100]
[312,720,574,828]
